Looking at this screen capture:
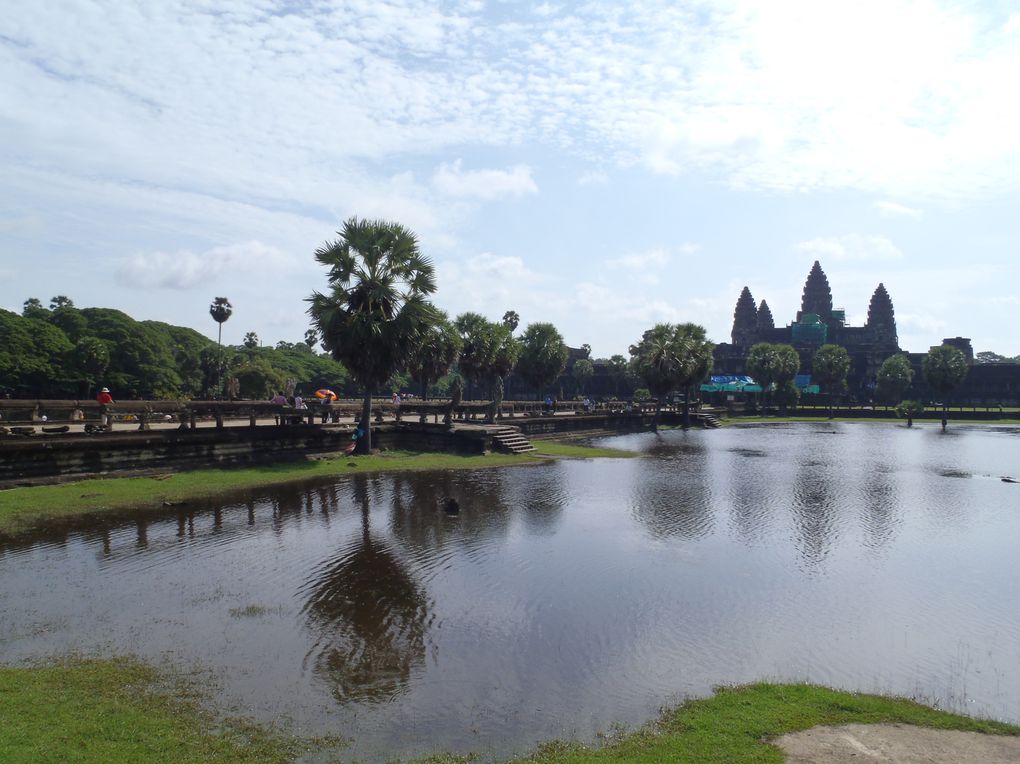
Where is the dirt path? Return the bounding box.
[776,723,1020,762]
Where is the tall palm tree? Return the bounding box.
[209,297,233,345]
[407,312,462,400]
[672,323,714,428]
[629,323,680,431]
[307,218,438,454]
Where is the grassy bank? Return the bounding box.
[509,683,1020,764]
[4,663,1017,764]
[0,659,329,763]
[0,442,636,541]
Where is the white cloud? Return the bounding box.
[874,201,923,219]
[796,235,903,262]
[116,241,294,290]
[432,160,538,199]
[608,249,671,270]
[577,170,609,186]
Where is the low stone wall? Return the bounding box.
[0,423,490,484]
[514,412,661,436]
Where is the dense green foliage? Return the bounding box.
[923,343,969,428]
[629,323,714,427]
[454,312,521,397]
[812,343,851,417]
[876,354,914,404]
[407,313,462,399]
[307,217,439,453]
[745,342,801,409]
[923,344,969,398]
[516,322,569,398]
[0,299,348,400]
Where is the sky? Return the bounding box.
[2,0,1020,358]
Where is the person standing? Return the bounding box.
[96,387,114,427]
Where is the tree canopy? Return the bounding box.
[516,322,569,399]
[746,342,800,411]
[875,354,914,404]
[307,217,438,453]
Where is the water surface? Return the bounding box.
[2,422,1019,760]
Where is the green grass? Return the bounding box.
[0,658,329,763]
[6,666,1016,764]
[505,682,1020,763]
[531,441,639,458]
[0,450,532,541]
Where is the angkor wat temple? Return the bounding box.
[712,261,1017,403]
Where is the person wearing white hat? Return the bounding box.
[96,387,114,428]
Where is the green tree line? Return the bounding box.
[0,297,350,400]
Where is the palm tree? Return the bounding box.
[209,297,233,345]
[812,343,851,419]
[876,354,913,406]
[307,218,438,454]
[407,313,462,400]
[629,323,683,431]
[501,310,519,332]
[243,331,259,349]
[672,323,714,428]
[923,344,969,430]
[516,322,569,400]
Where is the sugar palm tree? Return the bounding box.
[307,218,438,454]
[209,297,233,345]
[923,344,969,430]
[629,323,681,431]
[407,312,462,400]
[672,322,714,428]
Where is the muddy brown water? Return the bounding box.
[2,423,1020,761]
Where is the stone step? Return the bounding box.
[491,428,535,454]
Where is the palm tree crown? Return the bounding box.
[307,218,438,453]
[209,297,233,345]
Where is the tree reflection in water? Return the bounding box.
[630,437,713,540]
[299,475,432,704]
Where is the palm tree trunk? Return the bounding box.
[942,403,948,431]
[218,323,222,346]
[357,387,373,454]
[682,384,691,429]
[653,398,661,432]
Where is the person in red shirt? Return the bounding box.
[96,387,114,428]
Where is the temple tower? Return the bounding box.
[757,299,775,331]
[797,261,833,323]
[865,283,898,347]
[731,287,758,346]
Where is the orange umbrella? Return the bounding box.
[315,389,337,400]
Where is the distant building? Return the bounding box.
[714,261,900,397]
[714,261,1020,404]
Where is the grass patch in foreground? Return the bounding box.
[508,683,1020,763]
[0,658,325,763]
[531,441,639,458]
[0,450,530,541]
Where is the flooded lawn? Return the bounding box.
[2,422,1019,761]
